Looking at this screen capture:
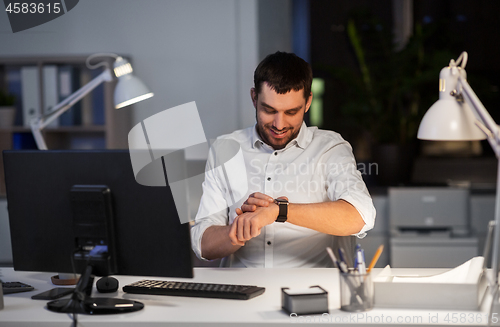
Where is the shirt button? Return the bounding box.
[274,152,278,156]
[267,177,271,181]
[267,241,272,245]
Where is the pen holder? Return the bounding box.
[339,272,373,312]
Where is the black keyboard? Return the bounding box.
[2,281,35,294]
[123,280,265,300]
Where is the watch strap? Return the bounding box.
[274,199,288,222]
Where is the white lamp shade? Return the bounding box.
[417,65,486,141]
[114,74,154,109]
[417,99,486,140]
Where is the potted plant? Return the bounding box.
[0,89,16,128]
[318,12,456,185]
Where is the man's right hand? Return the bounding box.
[231,192,273,246]
[229,206,276,246]
[235,192,274,215]
[229,216,246,246]
[230,193,289,246]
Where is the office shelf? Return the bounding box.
[0,55,132,196]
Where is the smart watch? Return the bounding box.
[274,198,289,223]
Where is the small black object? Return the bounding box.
[281,286,329,315]
[2,281,34,294]
[123,280,265,300]
[31,287,75,300]
[96,277,119,293]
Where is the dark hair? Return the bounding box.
[253,51,313,100]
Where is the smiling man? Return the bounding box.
[191,52,376,268]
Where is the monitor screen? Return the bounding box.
[3,149,193,279]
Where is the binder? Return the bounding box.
[91,68,105,125]
[6,67,23,126]
[58,65,73,126]
[20,66,40,127]
[42,65,59,128]
[79,67,93,126]
[72,67,81,126]
[58,65,81,126]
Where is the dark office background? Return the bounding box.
[303,0,500,187]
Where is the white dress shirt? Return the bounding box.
[191,122,376,268]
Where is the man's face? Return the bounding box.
[251,83,312,150]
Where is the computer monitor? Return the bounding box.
[3,149,193,314]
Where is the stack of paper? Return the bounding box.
[374,257,487,310]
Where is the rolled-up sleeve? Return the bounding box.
[190,157,230,261]
[325,142,376,238]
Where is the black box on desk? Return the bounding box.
[281,286,328,315]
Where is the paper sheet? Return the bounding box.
[391,256,484,284]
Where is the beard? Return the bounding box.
[256,121,300,150]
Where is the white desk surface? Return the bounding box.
[0,267,496,326]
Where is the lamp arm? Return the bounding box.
[30,69,113,150]
[458,76,500,151]
[458,76,500,287]
[40,69,113,129]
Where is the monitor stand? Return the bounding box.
[47,265,144,314]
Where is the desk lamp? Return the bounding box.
[31,53,154,150]
[417,52,500,296]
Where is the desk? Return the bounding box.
[0,267,496,326]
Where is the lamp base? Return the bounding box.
[47,297,144,315]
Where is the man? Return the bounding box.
[191,51,375,268]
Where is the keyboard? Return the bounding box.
[2,281,35,294]
[123,280,265,300]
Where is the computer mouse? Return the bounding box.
[96,276,119,293]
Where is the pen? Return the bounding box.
[356,247,366,275]
[338,247,348,267]
[367,244,384,273]
[326,247,348,274]
[354,244,360,267]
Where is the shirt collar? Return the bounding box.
[251,121,312,150]
[294,121,313,149]
[251,124,263,149]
